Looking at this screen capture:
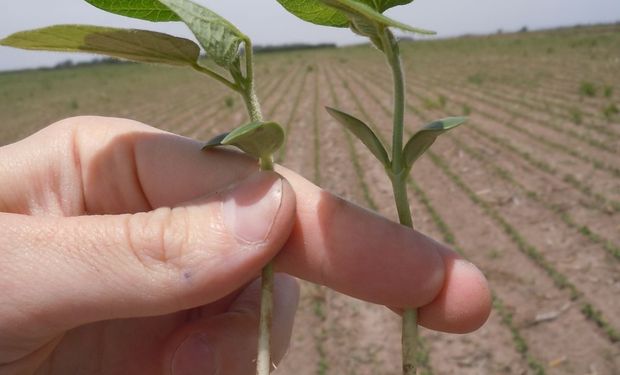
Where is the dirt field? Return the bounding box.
[1,24,619,374]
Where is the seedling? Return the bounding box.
[1,1,283,374]
[579,81,597,97]
[603,103,619,122]
[2,1,471,373]
[462,103,472,116]
[570,107,583,124]
[275,1,467,374]
[224,95,235,108]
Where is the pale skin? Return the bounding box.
[0,116,491,375]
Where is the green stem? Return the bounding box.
[390,172,413,228]
[191,62,238,92]
[381,28,419,375]
[382,29,406,174]
[260,155,275,171]
[242,39,264,123]
[236,39,273,375]
[256,261,274,375]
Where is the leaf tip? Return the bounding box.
[0,35,12,47]
[202,132,230,150]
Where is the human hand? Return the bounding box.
[0,117,491,375]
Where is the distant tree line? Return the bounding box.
[252,43,337,54]
[46,43,337,71]
[51,57,130,70]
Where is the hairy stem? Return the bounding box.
[191,62,238,92]
[381,28,419,375]
[242,39,264,123]
[236,39,273,375]
[256,262,274,375]
[260,155,275,171]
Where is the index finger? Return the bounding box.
[4,116,491,333]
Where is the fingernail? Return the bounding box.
[172,333,217,375]
[223,172,283,244]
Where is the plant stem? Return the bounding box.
[236,39,273,375]
[381,28,419,375]
[191,62,238,92]
[256,261,274,375]
[242,39,264,123]
[260,155,275,171]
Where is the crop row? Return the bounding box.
[349,54,620,229]
[322,65,434,374]
[420,62,619,128]
[332,60,620,371]
[406,80,620,209]
[452,76,620,139]
[327,64,541,373]
[370,63,620,180]
[421,75,618,154]
[348,62,620,268]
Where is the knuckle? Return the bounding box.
[47,116,94,135]
[125,207,190,272]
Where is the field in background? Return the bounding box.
[1,24,619,374]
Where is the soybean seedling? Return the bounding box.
[1,1,283,374]
[275,1,467,374]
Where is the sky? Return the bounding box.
[1,0,619,71]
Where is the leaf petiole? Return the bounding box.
[191,62,238,91]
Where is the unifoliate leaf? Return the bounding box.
[83,0,180,22]
[275,0,348,27]
[404,117,468,170]
[203,122,285,160]
[322,0,435,35]
[348,13,384,48]
[0,25,200,66]
[326,107,390,167]
[374,0,413,12]
[158,0,246,67]
[275,0,427,35]
[203,132,229,148]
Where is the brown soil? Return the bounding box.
[1,25,619,375]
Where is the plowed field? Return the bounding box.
[1,24,619,375]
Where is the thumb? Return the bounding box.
[166,274,299,375]
[0,172,295,358]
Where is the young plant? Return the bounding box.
[603,103,619,122]
[1,1,283,374]
[579,81,597,97]
[275,1,467,374]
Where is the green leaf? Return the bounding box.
[326,107,390,167]
[275,0,429,35]
[322,0,435,35]
[83,0,181,22]
[0,25,200,66]
[203,132,229,148]
[203,122,285,160]
[275,0,349,27]
[374,0,413,12]
[403,117,468,170]
[158,0,246,67]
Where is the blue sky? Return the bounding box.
[1,0,619,71]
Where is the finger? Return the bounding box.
[418,253,492,333]
[3,117,490,332]
[0,171,296,362]
[274,172,445,308]
[390,247,492,334]
[0,116,257,215]
[165,274,300,375]
[56,117,445,307]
